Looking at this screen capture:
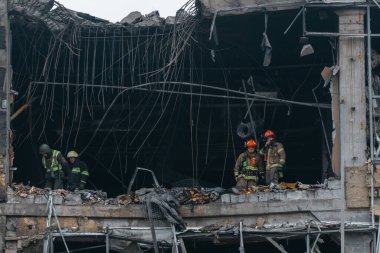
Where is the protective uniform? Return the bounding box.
[260,130,286,184]
[40,145,68,189]
[233,139,264,190]
[67,151,89,192]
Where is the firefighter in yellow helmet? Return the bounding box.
[233,139,264,191]
[260,130,286,184]
[66,150,90,192]
[39,144,69,190]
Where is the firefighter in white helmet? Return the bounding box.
[66,150,89,192]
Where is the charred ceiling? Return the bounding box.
[9,0,370,196]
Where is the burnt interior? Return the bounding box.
[8,6,380,196]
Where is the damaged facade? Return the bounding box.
[0,0,379,252]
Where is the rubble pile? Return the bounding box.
[175,187,224,205]
[8,180,329,206]
[120,10,188,27]
[80,190,107,204]
[11,184,49,197]
[234,181,328,194]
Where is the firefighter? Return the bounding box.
[39,144,69,190]
[66,151,89,192]
[233,139,264,191]
[260,130,286,184]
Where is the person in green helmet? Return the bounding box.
[39,144,69,190]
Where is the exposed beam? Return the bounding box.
[265,237,288,253]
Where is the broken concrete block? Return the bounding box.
[135,10,164,27]
[120,11,142,25]
[64,193,82,205]
[230,194,239,203]
[286,190,307,200]
[247,193,258,203]
[52,195,63,205]
[314,189,339,199]
[327,179,340,189]
[258,192,269,202]
[6,193,18,204]
[8,194,34,204]
[268,192,286,201]
[165,16,176,25]
[220,194,230,203]
[34,195,48,204]
[238,194,247,203]
[146,10,159,17]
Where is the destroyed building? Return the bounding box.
[0,0,379,252]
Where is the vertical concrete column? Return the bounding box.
[0,0,9,251]
[0,0,9,189]
[337,9,367,167]
[344,233,372,253]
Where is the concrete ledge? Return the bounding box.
[0,197,341,218]
[221,189,341,204]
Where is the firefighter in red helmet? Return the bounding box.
[233,139,264,191]
[260,130,286,184]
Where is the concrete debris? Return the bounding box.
[9,181,329,207]
[120,11,143,25]
[10,0,191,33]
[199,224,223,232]
[134,11,164,27]
[10,184,107,205]
[80,190,107,203]
[165,16,177,25]
[9,0,54,17]
[233,181,328,194]
[175,187,224,205]
[10,1,110,32]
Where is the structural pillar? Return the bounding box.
[344,233,372,253]
[337,9,367,167]
[0,0,10,251]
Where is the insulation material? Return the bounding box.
[372,204,380,216]
[345,166,369,208]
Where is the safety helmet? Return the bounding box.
[39,144,51,155]
[67,151,79,158]
[264,130,276,138]
[244,139,257,148]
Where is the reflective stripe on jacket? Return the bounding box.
[68,159,89,187]
[42,150,62,173]
[261,142,286,171]
[234,152,263,180]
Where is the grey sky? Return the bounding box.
[57,0,188,22]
